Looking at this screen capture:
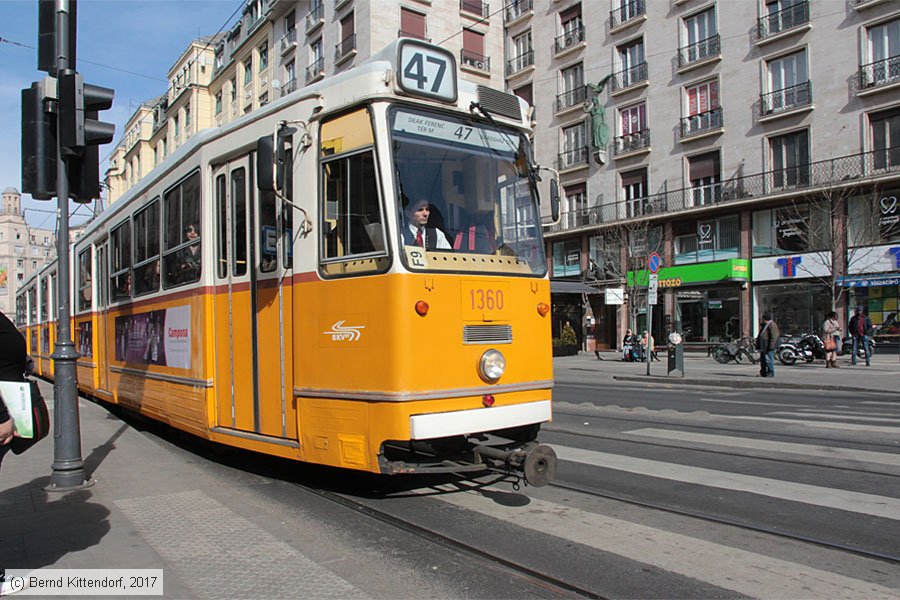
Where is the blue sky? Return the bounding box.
[0,0,241,229]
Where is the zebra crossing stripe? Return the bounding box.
[434,487,899,599]
[552,444,900,520]
[623,428,900,467]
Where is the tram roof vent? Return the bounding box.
[476,86,522,121]
[463,324,512,345]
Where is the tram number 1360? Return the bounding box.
[469,288,505,311]
[398,43,457,102]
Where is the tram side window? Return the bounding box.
[163,172,201,288]
[77,248,92,312]
[15,293,27,326]
[28,287,37,324]
[215,175,227,279]
[321,152,386,274]
[133,200,161,296]
[40,278,49,320]
[110,221,132,301]
[49,274,57,319]
[232,169,248,276]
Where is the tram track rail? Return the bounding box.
[288,479,605,600]
[548,479,900,564]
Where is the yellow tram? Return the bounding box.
[15,40,559,485]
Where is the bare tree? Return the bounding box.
[779,181,887,315]
[586,219,664,333]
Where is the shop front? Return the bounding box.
[840,243,900,347]
[628,259,749,347]
[752,252,833,335]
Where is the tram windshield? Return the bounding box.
[389,106,546,276]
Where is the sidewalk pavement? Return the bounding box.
[554,350,899,394]
[0,379,411,599]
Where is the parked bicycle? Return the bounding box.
[710,337,758,364]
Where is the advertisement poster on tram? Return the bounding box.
[114,306,191,369]
[76,320,93,358]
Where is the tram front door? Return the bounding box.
[213,155,296,441]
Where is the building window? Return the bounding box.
[230,78,237,103]
[308,39,324,82]
[513,83,533,109]
[400,7,427,41]
[861,19,900,89]
[243,62,252,86]
[559,122,587,168]
[615,101,649,155]
[680,7,719,67]
[763,50,810,114]
[674,214,739,264]
[871,107,900,170]
[688,151,721,206]
[613,38,647,90]
[681,79,721,137]
[769,129,809,188]
[215,92,223,115]
[557,62,585,111]
[848,188,900,247]
[563,183,587,228]
[32,260,37,270]
[752,203,831,256]
[17,259,24,269]
[336,13,356,62]
[184,106,191,132]
[173,115,180,140]
[556,3,583,53]
[462,29,489,71]
[759,0,809,39]
[621,168,648,218]
[508,30,533,74]
[258,42,268,72]
[552,239,581,277]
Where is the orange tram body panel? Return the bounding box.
[15,40,559,485]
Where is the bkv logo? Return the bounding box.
[322,320,365,342]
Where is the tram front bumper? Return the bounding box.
[408,400,551,440]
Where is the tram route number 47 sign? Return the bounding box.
[398,42,457,102]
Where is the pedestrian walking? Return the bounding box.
[822,311,841,368]
[848,306,872,367]
[0,311,28,469]
[757,313,780,378]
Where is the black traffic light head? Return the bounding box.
[21,82,57,200]
[58,71,115,152]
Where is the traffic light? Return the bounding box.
[38,0,77,76]
[21,80,57,200]
[58,71,115,152]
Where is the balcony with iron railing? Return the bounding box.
[609,0,645,30]
[283,77,298,95]
[611,61,648,92]
[506,49,534,75]
[613,130,650,157]
[678,34,721,69]
[505,0,532,23]
[757,0,809,41]
[680,107,723,139]
[557,146,590,170]
[544,146,900,233]
[859,55,900,92]
[555,26,585,54]
[399,29,430,42]
[305,57,324,83]
[760,81,812,117]
[556,85,588,113]
[461,49,491,73]
[306,4,325,32]
[460,0,489,17]
[335,34,356,64]
[280,28,297,54]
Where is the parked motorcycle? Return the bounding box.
[777,333,826,366]
[837,336,876,359]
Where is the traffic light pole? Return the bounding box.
[47,0,90,491]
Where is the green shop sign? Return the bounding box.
[628,259,750,288]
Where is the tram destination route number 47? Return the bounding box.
[398,42,458,103]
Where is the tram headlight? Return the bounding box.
[479,349,506,383]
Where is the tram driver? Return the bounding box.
[401,197,451,251]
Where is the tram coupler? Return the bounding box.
[473,442,558,487]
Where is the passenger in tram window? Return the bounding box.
[176,224,201,283]
[118,273,132,297]
[401,197,451,250]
